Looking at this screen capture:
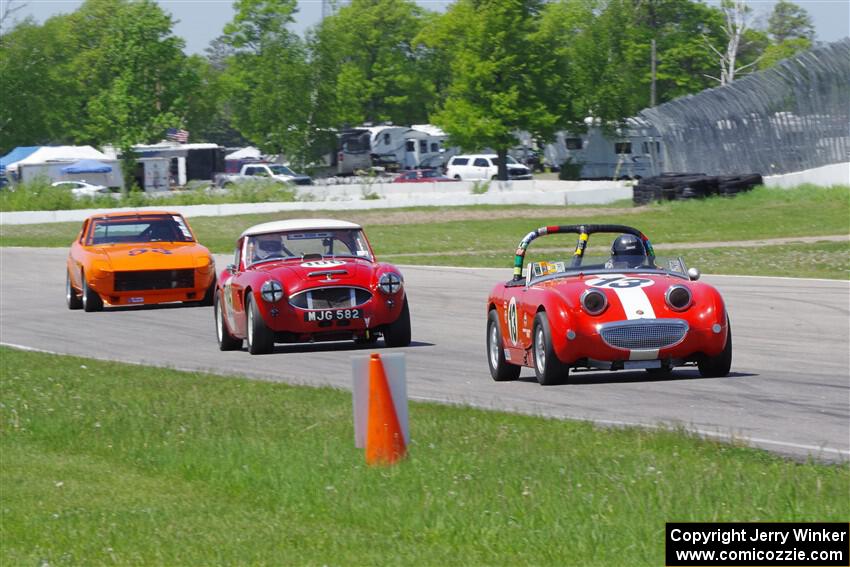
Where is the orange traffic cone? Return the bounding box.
[365,353,407,465]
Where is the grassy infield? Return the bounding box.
[1,185,849,565]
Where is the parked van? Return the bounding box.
[445,154,533,180]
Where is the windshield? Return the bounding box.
[246,229,373,266]
[87,214,195,245]
[526,254,688,283]
[268,165,296,176]
[494,156,519,166]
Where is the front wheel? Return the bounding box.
[698,319,732,377]
[81,273,103,312]
[383,297,411,347]
[215,290,242,351]
[66,271,82,310]
[246,294,274,355]
[487,309,520,382]
[532,312,569,386]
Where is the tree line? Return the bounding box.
[0,0,817,175]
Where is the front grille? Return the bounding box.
[600,319,688,350]
[114,269,195,291]
[289,287,372,310]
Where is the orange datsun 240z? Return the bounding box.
[66,211,216,312]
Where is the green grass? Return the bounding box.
[1,347,848,565]
[1,185,848,278]
[0,178,300,212]
[384,241,850,279]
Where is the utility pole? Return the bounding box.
[650,38,657,107]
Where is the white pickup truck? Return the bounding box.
[214,163,313,187]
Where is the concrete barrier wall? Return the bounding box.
[0,180,631,225]
[2,163,845,226]
[763,162,849,188]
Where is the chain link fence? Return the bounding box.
[640,39,850,176]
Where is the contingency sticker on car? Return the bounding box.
[301,260,345,268]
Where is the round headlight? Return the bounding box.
[665,285,692,311]
[378,272,403,295]
[260,280,284,303]
[581,289,607,315]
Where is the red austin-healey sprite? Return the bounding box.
[215,219,411,354]
[486,224,732,385]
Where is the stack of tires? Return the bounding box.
[633,173,763,205]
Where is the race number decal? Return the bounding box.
[301,260,345,268]
[586,275,654,289]
[507,297,518,346]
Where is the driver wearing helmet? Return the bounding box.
[252,233,283,263]
[607,234,648,269]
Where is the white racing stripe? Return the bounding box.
[609,284,657,361]
[611,286,656,321]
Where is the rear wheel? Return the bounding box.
[532,312,569,386]
[81,273,103,312]
[487,309,520,382]
[246,294,274,355]
[215,290,242,351]
[66,271,82,310]
[698,319,732,377]
[383,297,411,347]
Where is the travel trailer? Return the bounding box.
[541,118,664,179]
[334,124,449,175]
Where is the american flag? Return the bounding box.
[166,128,189,143]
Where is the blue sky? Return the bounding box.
[5,0,848,55]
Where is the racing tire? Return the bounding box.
[81,273,103,312]
[215,290,242,351]
[383,297,412,348]
[66,271,82,310]
[698,319,732,377]
[487,309,521,382]
[246,294,274,355]
[532,312,569,386]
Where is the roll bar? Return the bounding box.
[511,224,656,280]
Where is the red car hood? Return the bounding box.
[91,242,208,271]
[533,271,710,322]
[250,257,375,293]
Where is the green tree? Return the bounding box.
[422,0,566,179]
[768,0,814,43]
[222,0,314,164]
[0,16,77,152]
[309,0,436,126]
[65,0,196,190]
[759,0,813,69]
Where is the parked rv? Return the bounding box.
[542,118,663,179]
[332,124,449,176]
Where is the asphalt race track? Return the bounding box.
[2,247,848,462]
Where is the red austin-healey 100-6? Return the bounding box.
[486,224,732,385]
[215,219,411,354]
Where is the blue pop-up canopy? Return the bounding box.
[60,159,113,174]
[0,146,40,173]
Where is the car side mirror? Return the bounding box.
[687,267,701,281]
[226,263,236,274]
